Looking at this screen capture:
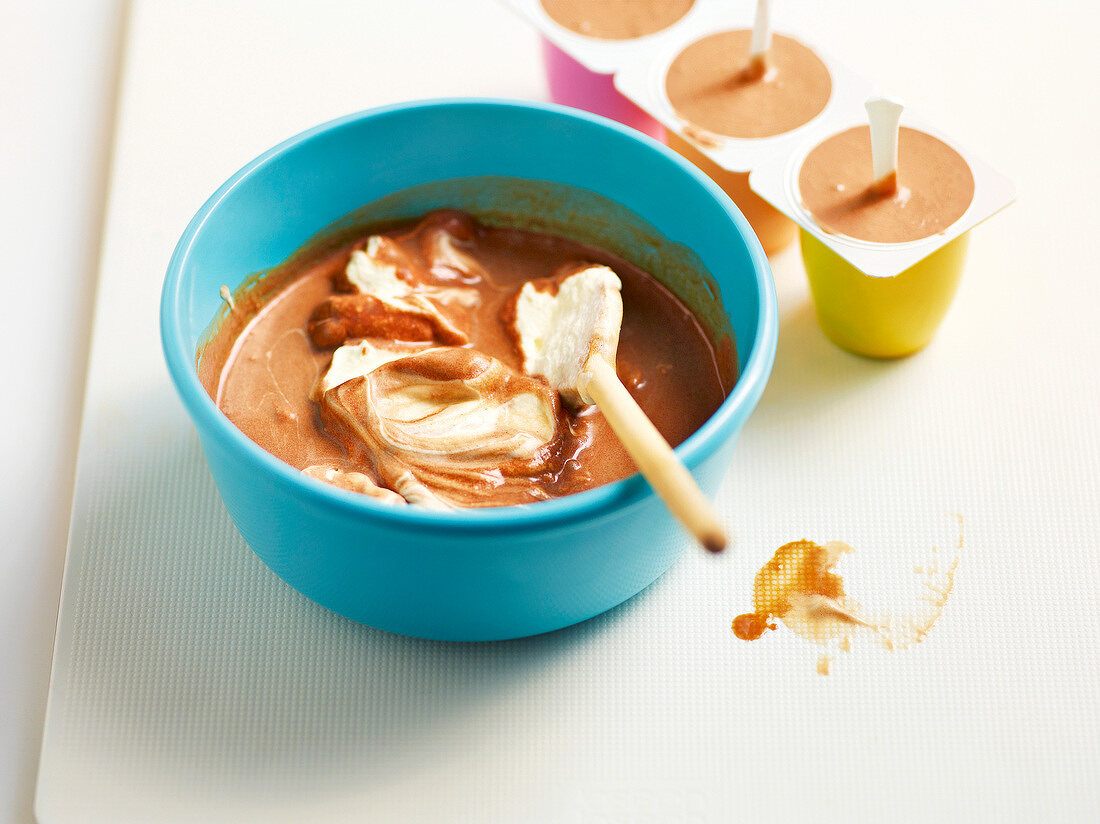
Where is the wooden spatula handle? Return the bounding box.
[584,357,727,552]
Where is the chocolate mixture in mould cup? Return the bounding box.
[539,0,694,39]
[750,96,1015,358]
[663,0,832,140]
[504,0,700,140]
[795,99,972,358]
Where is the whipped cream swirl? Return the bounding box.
[318,347,566,508]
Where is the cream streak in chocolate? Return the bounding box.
[322,347,565,508]
[203,210,730,508]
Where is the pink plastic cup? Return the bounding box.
[542,39,665,142]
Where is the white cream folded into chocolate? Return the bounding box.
[201,210,732,508]
[320,347,565,508]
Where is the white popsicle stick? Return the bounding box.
[865,96,905,195]
[750,0,773,57]
[744,0,773,79]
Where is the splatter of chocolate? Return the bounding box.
[732,539,866,643]
[733,517,962,668]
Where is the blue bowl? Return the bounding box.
[161,99,777,640]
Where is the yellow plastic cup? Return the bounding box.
[667,132,797,256]
[799,229,969,359]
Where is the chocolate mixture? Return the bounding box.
[798,126,975,243]
[201,210,731,507]
[540,0,694,40]
[665,30,832,139]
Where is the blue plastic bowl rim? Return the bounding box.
[160,97,778,536]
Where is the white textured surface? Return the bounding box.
[35,1,1100,822]
[1,3,125,822]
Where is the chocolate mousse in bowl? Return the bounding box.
[664,28,832,254]
[201,209,731,509]
[540,0,696,140]
[161,100,776,640]
[796,125,975,357]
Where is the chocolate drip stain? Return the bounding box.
[733,521,963,672]
[732,539,852,641]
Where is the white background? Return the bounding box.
[2,3,125,822]
[4,1,1099,822]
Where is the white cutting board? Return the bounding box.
[35,1,1100,822]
